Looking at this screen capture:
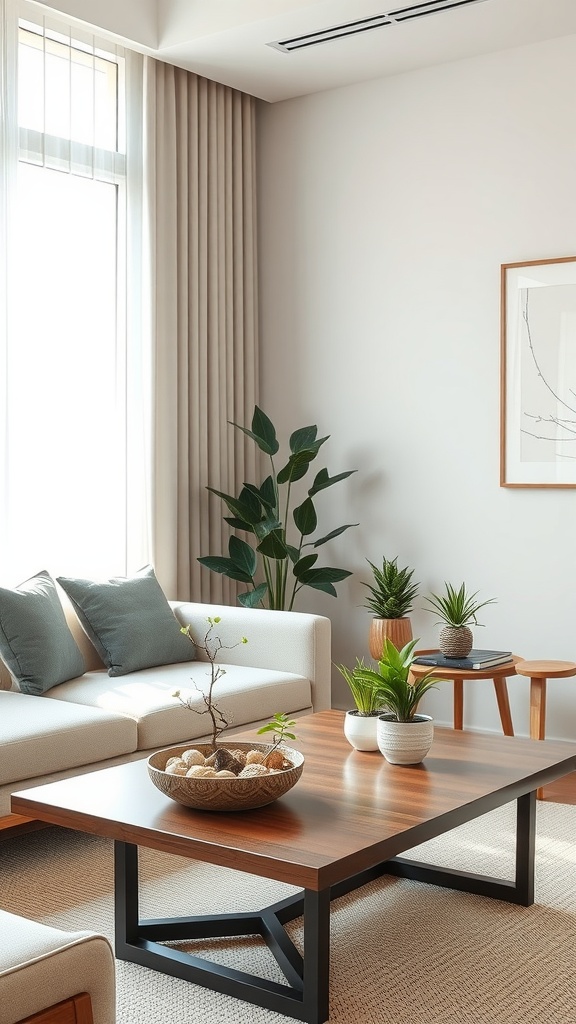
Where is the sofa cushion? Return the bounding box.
[46,662,312,749]
[0,910,116,1024]
[0,571,85,695]
[0,690,137,786]
[57,565,195,677]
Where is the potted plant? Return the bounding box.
[335,658,387,751]
[348,638,438,764]
[424,582,496,658]
[361,556,419,660]
[198,406,358,610]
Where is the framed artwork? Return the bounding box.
[500,255,576,487]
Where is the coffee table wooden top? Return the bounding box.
[12,711,576,891]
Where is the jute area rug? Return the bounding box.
[1,802,575,1024]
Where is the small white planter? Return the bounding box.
[377,714,434,765]
[344,710,380,751]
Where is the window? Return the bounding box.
[4,19,130,580]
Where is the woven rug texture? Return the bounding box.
[1,801,575,1024]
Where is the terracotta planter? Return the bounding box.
[343,710,380,751]
[369,617,413,661]
[377,714,434,765]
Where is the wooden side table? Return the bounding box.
[514,659,576,798]
[410,652,524,736]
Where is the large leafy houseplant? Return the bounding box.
[199,406,357,610]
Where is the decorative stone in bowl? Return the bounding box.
[147,740,304,811]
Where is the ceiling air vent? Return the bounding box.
[268,0,489,53]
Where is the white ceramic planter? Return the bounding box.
[377,714,434,765]
[343,710,380,751]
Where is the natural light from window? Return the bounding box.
[5,21,128,583]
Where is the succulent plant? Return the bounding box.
[424,583,495,628]
[361,557,419,619]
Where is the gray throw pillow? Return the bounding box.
[0,570,85,694]
[56,565,196,676]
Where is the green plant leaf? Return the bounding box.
[277,449,317,485]
[292,553,319,578]
[224,516,254,533]
[238,582,269,607]
[424,582,495,628]
[289,425,318,453]
[207,486,262,526]
[253,514,282,541]
[293,497,317,536]
[230,406,279,456]
[305,580,338,596]
[298,567,352,585]
[241,479,276,511]
[229,536,257,578]
[311,523,359,548]
[197,555,252,583]
[260,475,276,508]
[286,544,301,564]
[361,557,420,618]
[257,530,288,559]
[308,468,357,496]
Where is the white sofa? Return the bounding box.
[0,599,331,832]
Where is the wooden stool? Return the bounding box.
[515,659,576,799]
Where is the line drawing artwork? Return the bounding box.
[520,286,576,462]
[501,257,576,487]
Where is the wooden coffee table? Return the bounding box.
[11,711,576,1024]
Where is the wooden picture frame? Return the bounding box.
[500,255,576,487]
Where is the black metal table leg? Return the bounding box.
[113,839,331,1024]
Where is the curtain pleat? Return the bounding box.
[144,59,258,602]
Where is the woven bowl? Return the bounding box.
[147,740,304,812]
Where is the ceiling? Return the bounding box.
[34,0,576,103]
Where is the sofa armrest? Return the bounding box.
[171,602,332,713]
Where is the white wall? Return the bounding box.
[257,34,576,739]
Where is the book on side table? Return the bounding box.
[414,650,514,670]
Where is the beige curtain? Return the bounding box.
[143,58,259,603]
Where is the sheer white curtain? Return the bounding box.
[143,58,259,603]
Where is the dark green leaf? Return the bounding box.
[308,468,357,496]
[230,406,279,455]
[305,580,338,597]
[276,450,316,485]
[293,553,318,578]
[197,555,252,583]
[260,475,276,509]
[257,530,288,559]
[253,515,282,541]
[311,523,358,547]
[238,583,269,607]
[298,567,352,585]
[229,536,257,578]
[224,516,254,534]
[293,497,317,536]
[289,425,318,453]
[207,486,261,526]
[242,481,276,511]
[286,544,301,564]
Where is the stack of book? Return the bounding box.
[414,650,514,670]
